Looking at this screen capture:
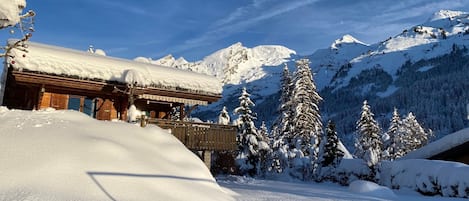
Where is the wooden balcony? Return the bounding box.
[145,118,238,151]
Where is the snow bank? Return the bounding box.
[381,159,469,198]
[0,108,232,201]
[0,0,26,28]
[335,159,372,185]
[7,40,222,94]
[349,180,396,199]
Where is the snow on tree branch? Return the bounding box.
[0,0,35,58]
[0,0,27,28]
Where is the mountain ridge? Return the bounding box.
[134,42,295,85]
[137,10,469,150]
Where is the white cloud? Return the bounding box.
[92,0,150,16]
[155,0,469,59]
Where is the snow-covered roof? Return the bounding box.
[403,127,469,159]
[6,39,222,95]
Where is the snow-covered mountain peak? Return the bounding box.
[428,10,467,22]
[133,54,190,69]
[200,43,295,84]
[134,42,295,85]
[160,54,175,61]
[176,56,188,63]
[331,34,368,49]
[229,41,244,48]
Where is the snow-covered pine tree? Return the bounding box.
[382,108,401,160]
[258,121,269,142]
[218,106,230,125]
[278,63,294,137]
[355,100,382,168]
[287,58,323,180]
[234,87,261,176]
[317,120,344,182]
[257,121,271,177]
[321,121,344,167]
[269,63,293,174]
[402,112,428,151]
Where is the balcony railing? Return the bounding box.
[144,118,238,151]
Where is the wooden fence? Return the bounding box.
[145,118,237,151]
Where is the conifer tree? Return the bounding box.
[234,87,261,176]
[355,100,382,168]
[321,121,344,167]
[402,112,428,151]
[270,64,292,174]
[317,120,344,182]
[257,121,271,176]
[383,108,401,160]
[287,58,323,180]
[258,121,269,142]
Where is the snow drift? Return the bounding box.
[0,107,233,201]
[348,180,396,199]
[381,159,469,198]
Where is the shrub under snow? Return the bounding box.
[335,159,373,185]
[381,159,469,198]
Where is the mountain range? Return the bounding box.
[135,10,469,149]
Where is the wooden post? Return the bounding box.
[36,86,44,110]
[179,104,185,121]
[119,96,129,121]
[79,96,85,112]
[203,151,212,169]
[140,114,146,127]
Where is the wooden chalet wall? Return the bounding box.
[36,92,121,121]
[3,69,221,122]
[2,82,39,110]
[2,69,130,121]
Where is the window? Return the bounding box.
[68,96,95,116]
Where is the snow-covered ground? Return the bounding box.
[0,108,232,201]
[219,176,467,201]
[1,108,468,200]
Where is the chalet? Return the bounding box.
[1,39,237,168]
[403,128,469,165]
[1,40,221,120]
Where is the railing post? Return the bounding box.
[203,150,211,169]
[140,115,147,127]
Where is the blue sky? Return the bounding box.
[4,0,469,61]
